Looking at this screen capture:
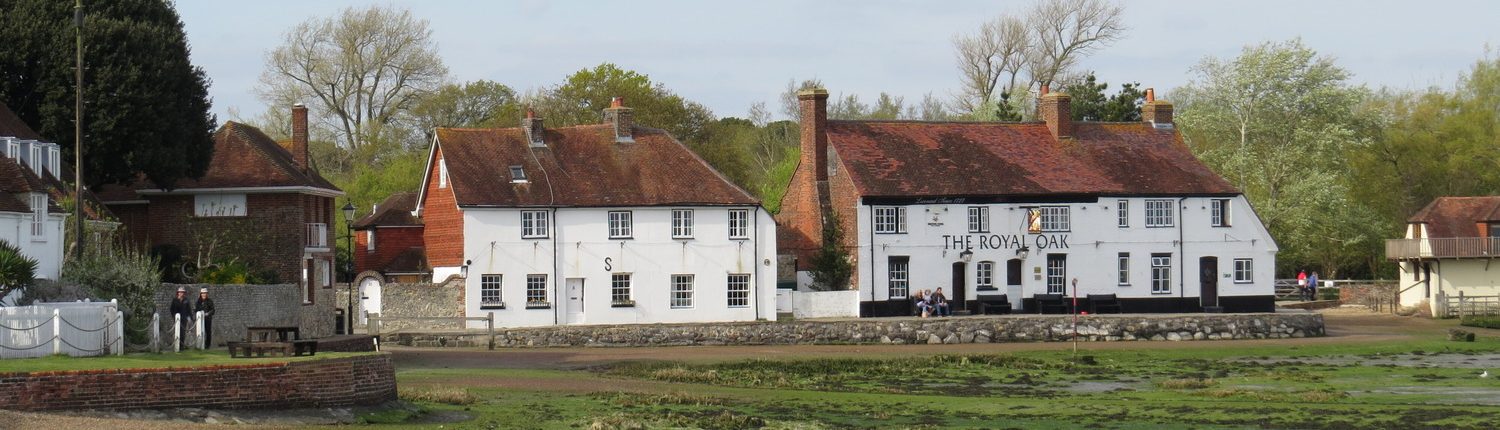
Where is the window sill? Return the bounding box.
[729,236,750,241]
[522,236,549,240]
[874,232,907,235]
[1150,291,1172,295]
[1118,284,1131,287]
[672,236,694,240]
[1233,281,1253,284]
[670,306,694,310]
[976,286,998,291]
[610,237,634,240]
[525,302,551,309]
[480,303,506,310]
[612,301,636,308]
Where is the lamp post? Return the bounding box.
[341,202,355,335]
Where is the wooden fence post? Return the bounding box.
[370,313,380,337]
[173,313,181,353]
[51,309,61,355]
[150,313,160,354]
[115,310,125,356]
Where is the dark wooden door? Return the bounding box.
[951,262,967,310]
[1200,256,1219,308]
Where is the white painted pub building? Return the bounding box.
[416,99,777,328]
[778,88,1278,315]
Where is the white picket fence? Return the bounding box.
[0,300,125,358]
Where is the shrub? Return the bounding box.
[1461,316,1500,330]
[62,240,161,344]
[0,238,38,301]
[199,260,267,284]
[398,386,476,405]
[18,279,90,304]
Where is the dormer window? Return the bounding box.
[509,165,527,183]
[4,139,16,159]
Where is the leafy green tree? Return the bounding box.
[808,211,854,291]
[1062,72,1144,121]
[0,0,215,187]
[532,63,715,144]
[1174,39,1380,277]
[406,80,521,135]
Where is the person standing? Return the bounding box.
[169,287,194,349]
[195,288,216,348]
[1307,272,1320,301]
[1296,270,1308,301]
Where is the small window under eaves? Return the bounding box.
[509,165,528,183]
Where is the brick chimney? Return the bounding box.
[291,104,309,173]
[1142,88,1174,127]
[1038,86,1072,140]
[522,108,544,147]
[603,97,634,143]
[798,88,830,180]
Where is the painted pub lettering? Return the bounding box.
[943,234,1069,250]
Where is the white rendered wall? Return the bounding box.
[855,196,1277,306]
[461,206,776,328]
[790,290,860,318]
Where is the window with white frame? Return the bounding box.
[874,206,905,234]
[521,210,549,238]
[888,257,909,297]
[968,206,990,233]
[480,274,503,308]
[976,261,994,288]
[728,209,749,239]
[47,146,59,176]
[1234,258,1253,283]
[1046,254,1066,294]
[671,274,694,308]
[29,194,45,238]
[608,211,633,239]
[1117,200,1129,228]
[1145,200,1174,227]
[727,274,750,307]
[28,145,39,173]
[438,160,448,188]
[1151,254,1172,294]
[1117,253,1130,286]
[1211,199,1231,227]
[1040,206,1070,232]
[366,230,375,251]
[611,273,632,304]
[526,274,548,305]
[194,194,247,217]
[672,209,693,238]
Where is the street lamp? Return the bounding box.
[341,201,355,335]
[958,248,974,263]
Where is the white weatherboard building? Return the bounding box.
[417,100,777,328]
[778,88,1278,315]
[0,103,76,285]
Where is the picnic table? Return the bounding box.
[245,326,301,342]
[228,326,315,358]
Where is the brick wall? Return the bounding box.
[422,147,464,268]
[127,192,335,286]
[354,226,425,274]
[157,283,334,346]
[0,353,395,411]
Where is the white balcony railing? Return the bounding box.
[306,223,329,249]
[1386,237,1500,260]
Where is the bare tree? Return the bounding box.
[258,5,448,150]
[779,78,825,122]
[953,15,1030,114]
[1024,0,1126,90]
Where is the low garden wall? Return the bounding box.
[383,312,1325,348]
[155,283,334,347]
[0,353,395,411]
[791,290,860,319]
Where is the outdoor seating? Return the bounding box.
[977,294,1012,315]
[1088,294,1123,314]
[1033,294,1067,314]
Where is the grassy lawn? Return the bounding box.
[382,336,1500,429]
[0,350,375,374]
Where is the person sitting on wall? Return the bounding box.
[913,290,930,318]
[931,288,951,317]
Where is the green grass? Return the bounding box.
[378,335,1500,429]
[0,350,376,373]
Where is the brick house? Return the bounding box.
[1387,196,1500,317]
[416,98,777,327]
[0,101,113,283]
[778,88,1277,316]
[99,105,343,306]
[351,191,427,323]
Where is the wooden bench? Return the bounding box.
[1033,294,1067,314]
[976,294,1012,315]
[292,339,318,356]
[245,326,301,342]
[227,341,293,358]
[1088,293,1123,314]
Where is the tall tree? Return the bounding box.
[951,0,1124,118]
[405,80,520,136]
[530,63,714,144]
[779,78,824,122]
[953,15,1030,114]
[0,0,215,187]
[258,5,448,151]
[1174,39,1379,276]
[1061,72,1144,121]
[1024,0,1126,90]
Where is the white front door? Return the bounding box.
[565,278,585,324]
[359,277,382,325]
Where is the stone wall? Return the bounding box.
[156,283,334,347]
[0,353,394,411]
[383,312,1325,348]
[338,278,464,333]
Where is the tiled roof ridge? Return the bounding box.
[831,119,1041,125]
[219,121,339,191]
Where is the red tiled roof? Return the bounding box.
[97,121,339,200]
[353,192,421,229]
[1408,196,1500,238]
[0,102,105,216]
[824,121,1239,198]
[381,247,429,274]
[435,125,758,207]
[0,103,43,140]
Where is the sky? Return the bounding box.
[175,0,1500,122]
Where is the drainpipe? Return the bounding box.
[753,207,761,320]
[868,204,877,302]
[1179,197,1186,302]
[552,207,560,325]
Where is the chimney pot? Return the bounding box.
[291,104,309,173]
[1145,88,1155,103]
[1040,84,1050,96]
[610,97,624,108]
[603,97,634,143]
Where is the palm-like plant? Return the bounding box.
[0,239,38,303]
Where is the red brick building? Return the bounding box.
[99,105,343,303]
[352,191,427,283]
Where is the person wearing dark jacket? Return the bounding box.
[196,288,216,348]
[169,287,193,349]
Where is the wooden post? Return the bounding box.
[52,309,61,355]
[150,313,160,354]
[173,313,181,353]
[487,312,496,350]
[115,311,125,356]
[195,310,205,350]
[370,313,380,337]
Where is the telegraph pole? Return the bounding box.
[72,0,84,258]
